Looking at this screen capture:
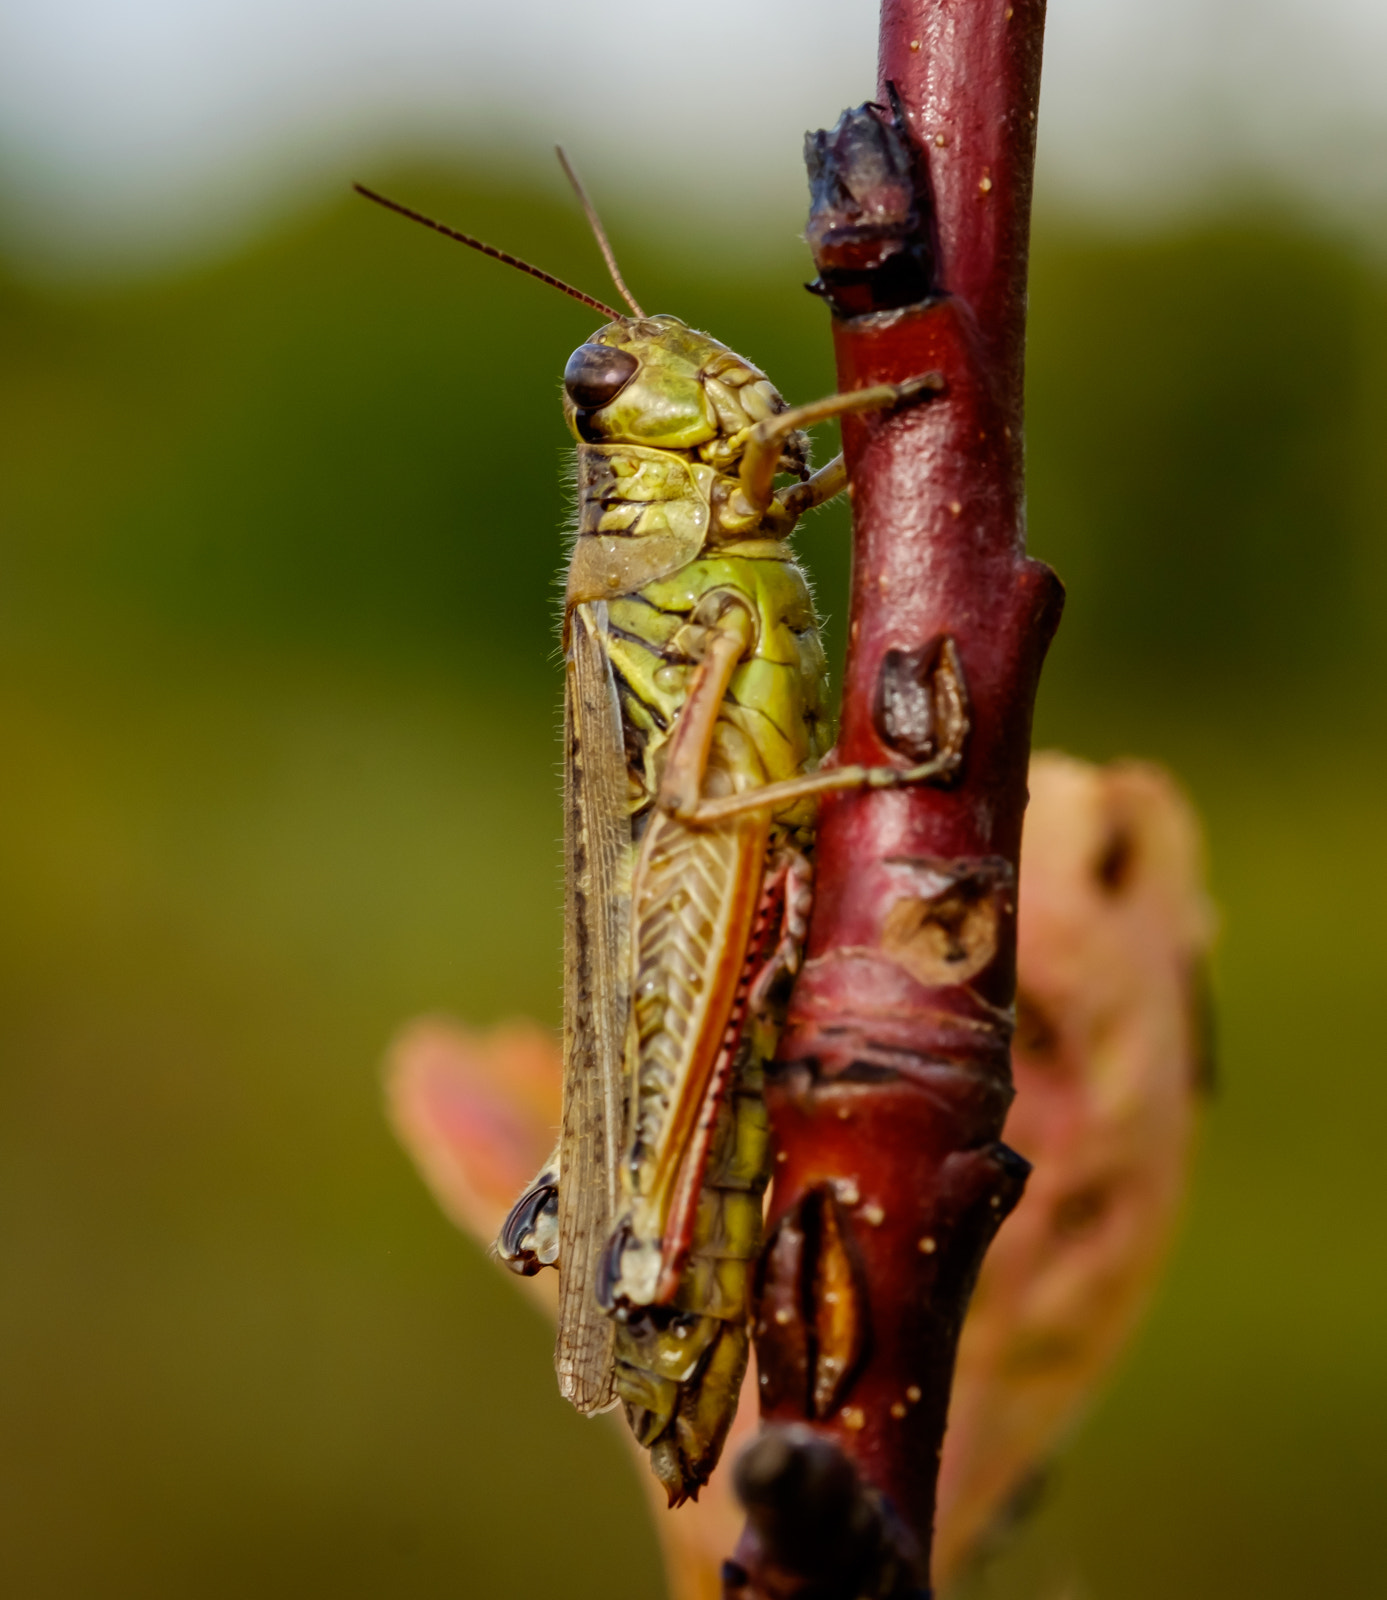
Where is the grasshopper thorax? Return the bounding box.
[563,315,808,478]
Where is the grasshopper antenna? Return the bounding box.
[353,183,624,322]
[555,147,646,319]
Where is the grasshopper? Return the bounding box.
[357,158,961,1505]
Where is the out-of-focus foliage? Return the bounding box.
[0,169,1383,1598]
[1028,221,1380,683]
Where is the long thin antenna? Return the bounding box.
[353,183,624,322]
[554,148,646,319]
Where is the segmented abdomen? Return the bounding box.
[612,1048,770,1505]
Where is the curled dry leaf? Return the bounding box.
[385,1013,747,1600]
[384,751,1213,1600]
[384,1017,561,1318]
[934,751,1215,1590]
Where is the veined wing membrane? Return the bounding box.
[556,602,629,1413]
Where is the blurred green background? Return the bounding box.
[1,162,1384,1599]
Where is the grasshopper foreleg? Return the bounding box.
[738,369,945,515]
[777,454,848,519]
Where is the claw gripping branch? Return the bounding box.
[726,2,1062,1593]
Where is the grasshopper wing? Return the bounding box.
[556,602,630,1413]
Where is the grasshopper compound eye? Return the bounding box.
[564,343,638,410]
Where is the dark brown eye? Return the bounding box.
[564,343,638,410]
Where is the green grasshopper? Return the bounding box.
[357,158,960,1505]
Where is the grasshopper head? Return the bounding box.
[563,315,807,476]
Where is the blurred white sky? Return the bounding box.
[0,0,1383,274]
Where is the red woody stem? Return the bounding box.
[725,3,1061,1594]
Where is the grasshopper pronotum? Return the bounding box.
[357,158,960,1504]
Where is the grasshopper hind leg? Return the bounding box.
[605,849,808,1504]
[497,1147,561,1277]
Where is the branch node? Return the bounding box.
[724,1425,927,1600]
[804,90,938,318]
[874,635,970,778]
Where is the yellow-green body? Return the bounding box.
[558,319,830,1501]
[501,311,936,1502]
